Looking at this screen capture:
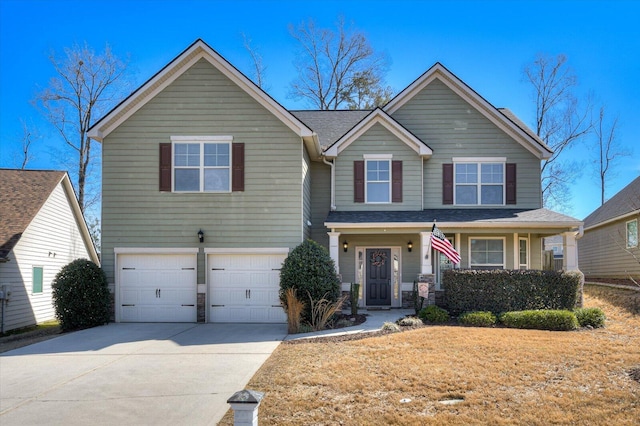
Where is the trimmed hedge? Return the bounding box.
[500,310,579,331]
[574,307,606,328]
[459,311,497,327]
[418,305,450,323]
[443,269,582,315]
[52,259,110,332]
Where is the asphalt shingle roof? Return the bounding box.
[326,208,581,225]
[583,176,640,227]
[291,110,371,149]
[0,169,65,260]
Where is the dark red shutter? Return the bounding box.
[506,163,516,204]
[159,143,172,192]
[232,143,245,192]
[392,160,403,203]
[443,163,453,205]
[354,161,365,203]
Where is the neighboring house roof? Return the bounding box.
[322,108,433,158]
[326,208,581,229]
[583,175,640,230]
[383,63,553,160]
[88,39,320,158]
[291,110,371,149]
[0,169,98,263]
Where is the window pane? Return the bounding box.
[627,220,638,248]
[367,182,389,202]
[367,161,389,181]
[481,163,503,183]
[204,168,230,191]
[204,143,230,167]
[481,185,503,204]
[175,143,200,167]
[33,266,43,293]
[175,168,200,191]
[519,239,527,265]
[456,163,477,183]
[470,239,504,267]
[456,185,477,204]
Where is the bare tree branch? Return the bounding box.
[241,33,268,89]
[593,106,630,205]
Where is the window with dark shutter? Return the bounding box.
[232,143,245,192]
[159,143,172,191]
[392,160,402,203]
[506,163,516,204]
[442,163,454,205]
[354,160,365,203]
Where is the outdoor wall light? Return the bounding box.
[343,240,348,252]
[198,229,204,243]
[407,241,413,252]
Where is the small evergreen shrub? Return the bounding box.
[418,305,450,323]
[459,311,497,327]
[574,307,606,328]
[499,310,579,331]
[279,240,341,323]
[52,259,110,332]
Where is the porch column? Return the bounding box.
[513,233,519,270]
[562,231,579,272]
[328,232,341,274]
[455,233,461,269]
[420,231,433,274]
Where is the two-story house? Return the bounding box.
[88,39,582,323]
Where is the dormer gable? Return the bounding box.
[384,63,552,160]
[323,108,432,159]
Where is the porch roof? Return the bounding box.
[325,208,582,230]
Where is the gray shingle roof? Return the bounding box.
[326,208,581,226]
[0,169,66,260]
[584,176,640,227]
[291,110,371,149]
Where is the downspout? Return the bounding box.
[322,157,336,211]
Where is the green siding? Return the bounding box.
[334,123,423,211]
[102,59,304,284]
[579,217,640,278]
[303,147,311,240]
[391,79,543,209]
[309,161,331,247]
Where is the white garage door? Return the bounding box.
[119,253,197,322]
[208,252,287,323]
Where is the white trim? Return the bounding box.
[204,247,290,254]
[363,154,393,160]
[453,157,506,163]
[171,135,233,142]
[172,137,232,193]
[584,210,640,231]
[468,236,506,269]
[356,246,403,308]
[326,221,582,230]
[115,247,200,254]
[626,219,638,249]
[384,64,552,160]
[519,236,530,269]
[453,161,505,206]
[365,158,392,204]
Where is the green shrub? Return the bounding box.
[459,311,497,327]
[418,305,450,323]
[279,240,341,323]
[499,310,579,331]
[52,259,110,332]
[574,307,606,328]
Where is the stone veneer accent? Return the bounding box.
[197,293,205,323]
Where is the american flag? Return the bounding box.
[430,224,461,264]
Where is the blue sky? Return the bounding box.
[1,0,638,220]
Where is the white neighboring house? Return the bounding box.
[0,169,99,333]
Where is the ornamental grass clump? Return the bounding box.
[283,288,305,334]
[308,292,347,331]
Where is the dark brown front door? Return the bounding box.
[366,248,392,306]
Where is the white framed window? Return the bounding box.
[365,155,391,203]
[172,136,232,192]
[626,219,638,249]
[519,237,529,270]
[469,237,505,269]
[454,158,505,205]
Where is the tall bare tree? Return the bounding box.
[593,106,630,205]
[241,32,267,89]
[524,54,592,210]
[17,119,38,169]
[288,16,391,110]
[33,42,129,212]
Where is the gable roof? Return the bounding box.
[322,108,433,158]
[291,110,370,149]
[384,62,553,160]
[584,176,640,229]
[0,169,98,263]
[88,39,320,158]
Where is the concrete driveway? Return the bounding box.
[0,323,287,425]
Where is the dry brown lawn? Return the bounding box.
[220,284,640,425]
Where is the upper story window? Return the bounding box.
[366,158,391,203]
[627,219,638,248]
[172,136,232,192]
[454,158,505,205]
